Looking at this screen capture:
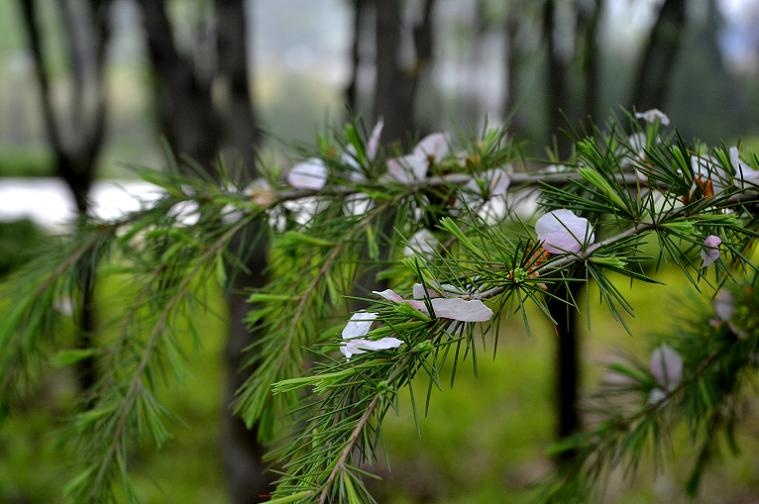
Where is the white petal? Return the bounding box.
[635,109,670,126]
[54,296,74,316]
[426,298,493,322]
[403,229,440,258]
[650,344,683,390]
[700,235,721,268]
[535,209,595,255]
[342,312,379,340]
[628,132,647,154]
[691,154,725,193]
[412,283,443,300]
[387,154,428,184]
[714,290,735,321]
[287,158,328,190]
[413,133,449,162]
[244,178,276,207]
[366,118,384,161]
[341,336,404,360]
[341,145,361,171]
[343,192,374,216]
[168,200,200,227]
[648,388,667,405]
[729,146,759,188]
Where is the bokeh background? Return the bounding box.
[1,0,759,502]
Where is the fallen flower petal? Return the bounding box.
[373,289,425,310]
[403,229,440,258]
[413,132,449,162]
[635,108,670,125]
[341,336,403,360]
[412,282,465,300]
[287,158,328,190]
[244,178,276,207]
[714,290,735,321]
[729,146,759,188]
[650,344,683,391]
[427,297,493,322]
[341,312,379,340]
[366,118,384,161]
[387,154,428,184]
[648,388,667,405]
[535,209,595,254]
[700,235,722,268]
[691,154,724,195]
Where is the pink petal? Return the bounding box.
[700,235,721,268]
[342,312,378,340]
[373,289,425,310]
[287,158,328,190]
[535,209,595,255]
[425,298,493,322]
[650,344,683,390]
[366,118,384,161]
[387,154,428,184]
[373,289,405,303]
[413,133,449,162]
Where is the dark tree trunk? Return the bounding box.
[582,0,603,123]
[547,279,582,464]
[19,0,112,397]
[630,0,687,110]
[502,7,521,132]
[215,0,259,172]
[136,0,220,170]
[374,0,436,145]
[345,0,369,115]
[374,0,406,144]
[543,0,570,156]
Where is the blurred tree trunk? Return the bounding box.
[345,0,370,115]
[215,0,260,171]
[136,0,220,170]
[581,0,603,123]
[374,0,405,143]
[136,1,271,501]
[18,0,113,398]
[543,0,582,461]
[543,0,570,156]
[502,5,522,133]
[547,278,581,464]
[374,0,437,144]
[630,0,686,110]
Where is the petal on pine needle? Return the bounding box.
[535,209,595,255]
[287,158,328,190]
[650,344,683,390]
[700,235,721,268]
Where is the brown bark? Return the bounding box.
[630,0,687,111]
